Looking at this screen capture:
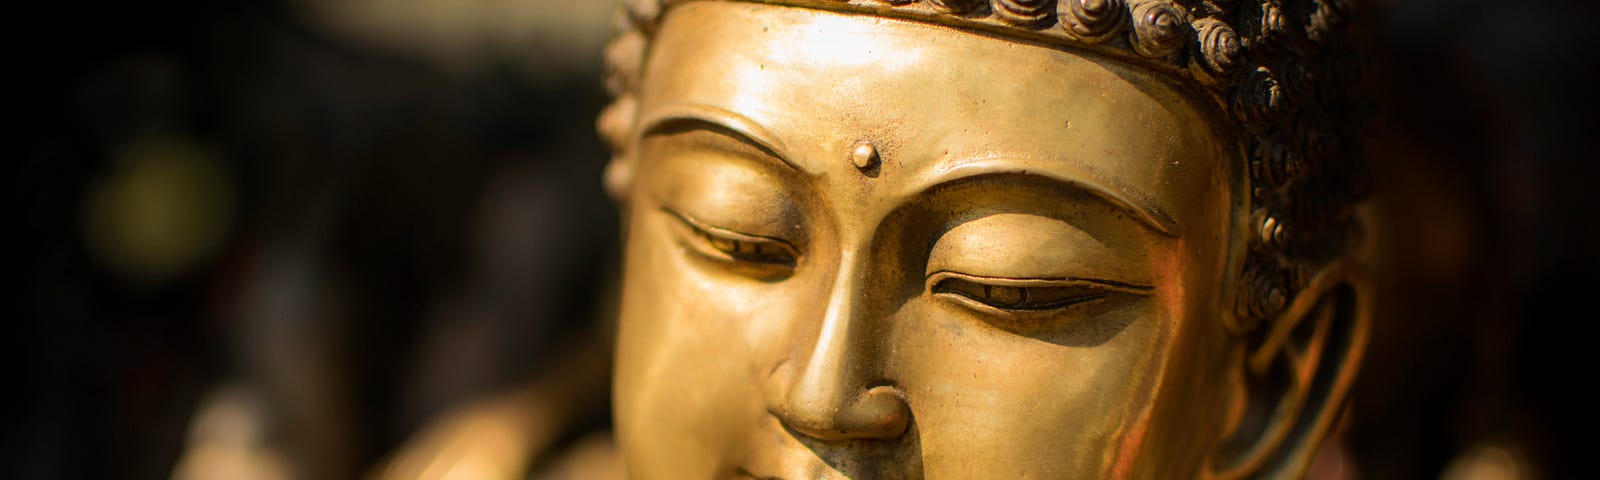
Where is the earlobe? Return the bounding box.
[1210,259,1373,479]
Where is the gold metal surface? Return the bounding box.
[600,1,1371,478]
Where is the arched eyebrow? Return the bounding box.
[636,104,802,173]
[638,104,1180,236]
[914,161,1181,236]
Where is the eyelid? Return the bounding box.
[925,270,1151,313]
[662,207,800,266]
[924,271,1154,294]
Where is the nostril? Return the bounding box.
[851,385,911,438]
[773,383,911,442]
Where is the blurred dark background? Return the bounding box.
[12,0,1598,479]
[16,1,617,478]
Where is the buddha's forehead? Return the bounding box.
[639,2,1234,231]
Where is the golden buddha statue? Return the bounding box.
[597,0,1371,478]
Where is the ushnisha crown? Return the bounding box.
[599,0,1369,330]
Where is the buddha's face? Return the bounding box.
[611,2,1247,478]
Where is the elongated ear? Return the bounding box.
[1210,259,1373,479]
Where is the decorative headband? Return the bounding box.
[617,0,1356,135]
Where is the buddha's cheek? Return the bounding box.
[613,215,771,479]
[888,300,1168,477]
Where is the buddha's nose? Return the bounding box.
[765,251,910,442]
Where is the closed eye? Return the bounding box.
[664,208,799,268]
[927,271,1151,313]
